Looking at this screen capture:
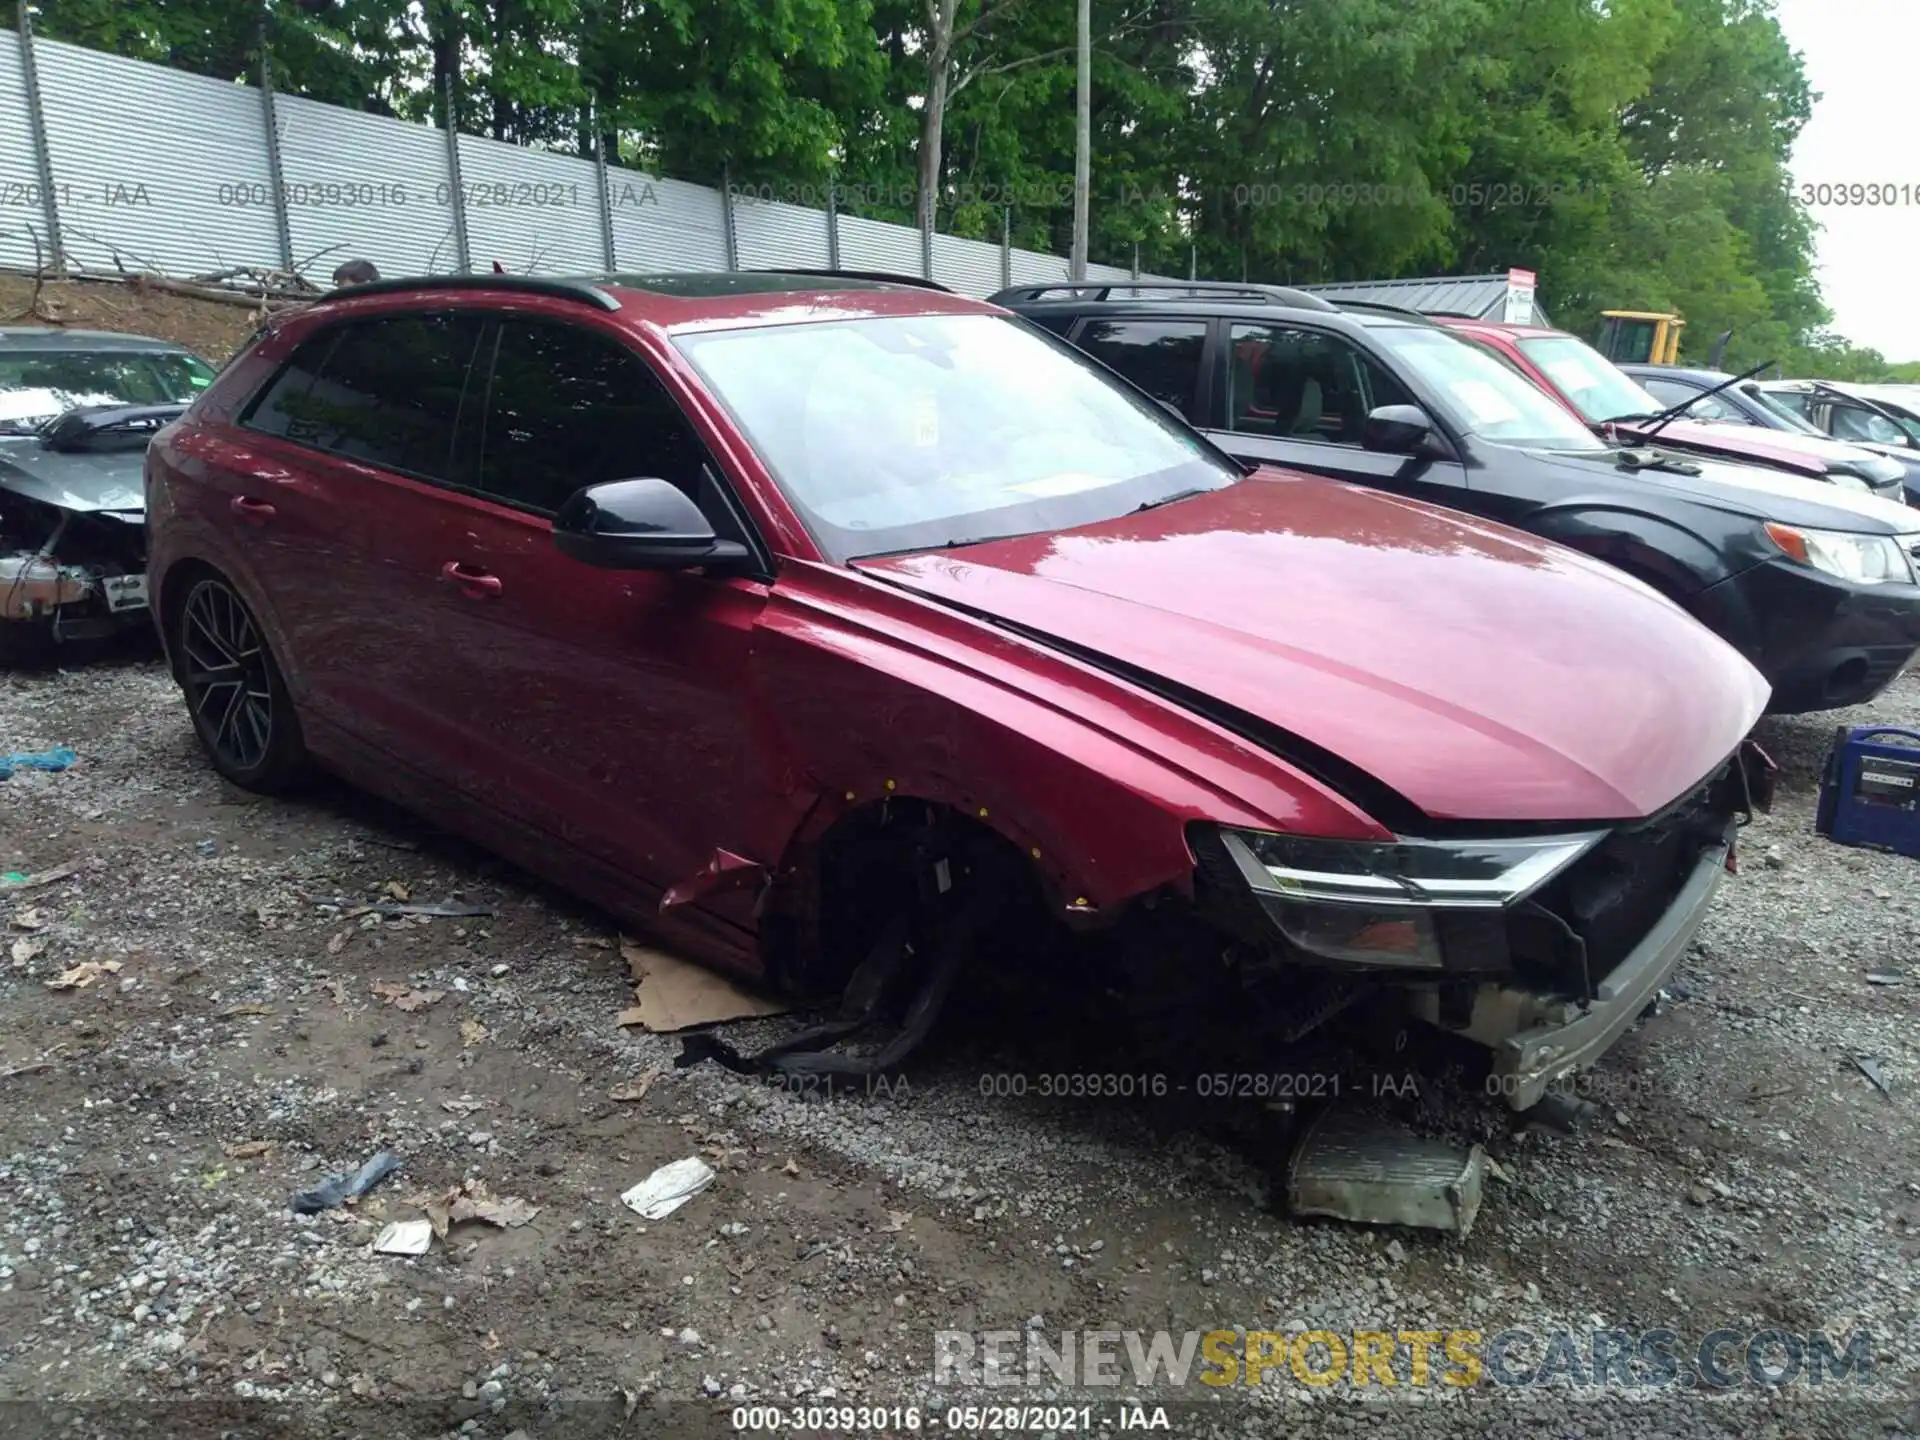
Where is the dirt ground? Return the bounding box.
[0,273,264,362]
[1,277,1917,1438]
[1,646,1917,1440]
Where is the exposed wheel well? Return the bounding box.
[765,797,1056,999]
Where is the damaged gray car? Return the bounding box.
[0,326,215,662]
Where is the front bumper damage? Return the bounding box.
[1192,739,1773,1112]
[1405,821,1729,1108]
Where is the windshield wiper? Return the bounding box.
[1134,488,1204,513]
[1635,360,1775,439]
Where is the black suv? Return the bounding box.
[994,282,1920,714]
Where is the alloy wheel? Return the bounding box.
[179,580,274,771]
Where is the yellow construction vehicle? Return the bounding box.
[1596,310,1685,365]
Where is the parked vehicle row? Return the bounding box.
[993,281,1920,716]
[0,326,213,661]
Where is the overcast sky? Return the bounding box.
[1771,0,1920,360]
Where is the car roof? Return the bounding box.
[0,326,193,353]
[305,271,998,334]
[997,295,1431,333]
[1434,317,1568,342]
[1619,364,1732,384]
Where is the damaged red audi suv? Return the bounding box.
[144,271,1773,1108]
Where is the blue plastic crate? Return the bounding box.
[1816,726,1920,859]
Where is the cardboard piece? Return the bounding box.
[615,940,788,1033]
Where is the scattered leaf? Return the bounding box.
[783,1157,801,1177]
[327,931,348,956]
[460,1018,489,1048]
[45,960,122,990]
[11,936,46,966]
[224,1140,275,1159]
[441,1097,486,1116]
[371,981,445,1012]
[384,880,411,901]
[219,1003,274,1018]
[883,1209,913,1233]
[11,907,47,932]
[321,978,347,1005]
[571,935,613,950]
[425,1178,542,1235]
[609,1068,662,1103]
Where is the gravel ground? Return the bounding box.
[2,650,1917,1440]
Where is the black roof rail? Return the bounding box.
[988,279,1339,311]
[313,275,623,311]
[1327,299,1442,324]
[747,267,954,293]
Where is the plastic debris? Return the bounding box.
[373,1219,434,1255]
[1287,1107,1487,1237]
[1,860,78,890]
[621,1156,716,1220]
[290,1150,401,1214]
[1853,1055,1892,1097]
[1865,970,1906,986]
[0,747,77,781]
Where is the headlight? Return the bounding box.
[1763,522,1912,584]
[1218,829,1603,968]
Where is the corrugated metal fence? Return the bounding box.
[0,29,1166,297]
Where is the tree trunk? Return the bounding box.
[1070,0,1090,279]
[918,54,950,239]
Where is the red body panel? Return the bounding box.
[146,280,1768,977]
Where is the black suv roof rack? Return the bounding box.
[315,275,623,311]
[989,279,1339,311]
[747,267,954,293]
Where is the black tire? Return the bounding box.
[170,573,308,792]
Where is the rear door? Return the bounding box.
[1198,321,1470,508]
[221,310,488,740]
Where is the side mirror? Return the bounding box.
[1361,404,1435,456]
[552,478,751,572]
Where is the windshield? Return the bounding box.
[1369,324,1606,450]
[675,313,1237,561]
[1743,385,1827,435]
[1513,335,1663,424]
[0,349,215,435]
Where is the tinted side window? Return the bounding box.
[1762,388,1815,421]
[1075,319,1206,412]
[1226,324,1414,444]
[256,313,485,478]
[478,321,710,514]
[242,334,336,442]
[1638,377,1700,409]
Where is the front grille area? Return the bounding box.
[1511,762,1737,995]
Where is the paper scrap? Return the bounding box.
[620,1156,716,1220]
[373,1218,434,1255]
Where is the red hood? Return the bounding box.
[855,473,1769,824]
[1607,418,1846,476]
